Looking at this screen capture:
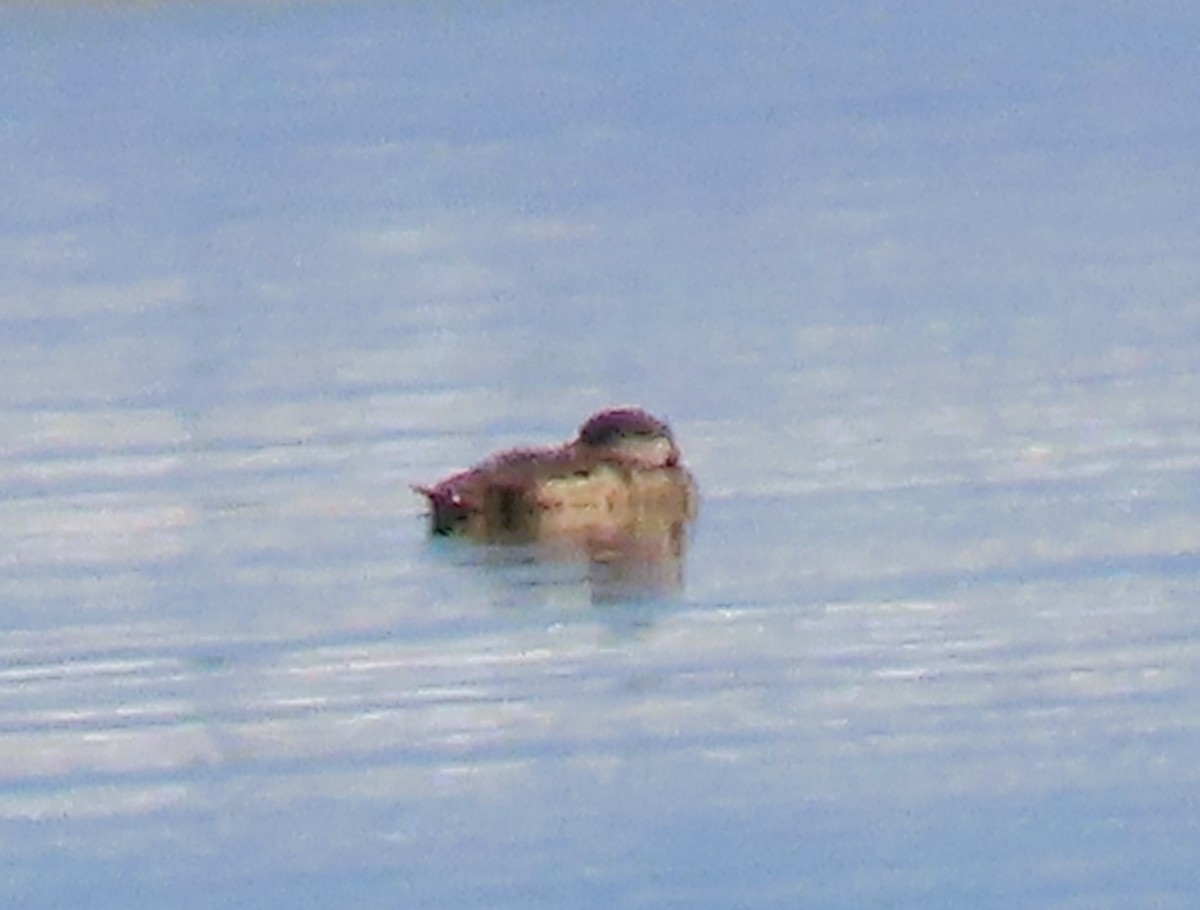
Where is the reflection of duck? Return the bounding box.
[415,407,698,543]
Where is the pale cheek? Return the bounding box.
[621,437,676,468]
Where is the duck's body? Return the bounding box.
[416,407,697,542]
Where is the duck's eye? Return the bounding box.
[597,429,654,445]
[588,430,617,445]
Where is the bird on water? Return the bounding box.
[414,406,698,542]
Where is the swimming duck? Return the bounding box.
[415,407,698,542]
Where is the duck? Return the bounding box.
[415,407,698,542]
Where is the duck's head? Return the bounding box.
[575,407,680,469]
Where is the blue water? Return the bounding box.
[3,3,1200,907]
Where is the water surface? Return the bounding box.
[3,3,1200,907]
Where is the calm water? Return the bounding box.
[3,3,1200,907]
